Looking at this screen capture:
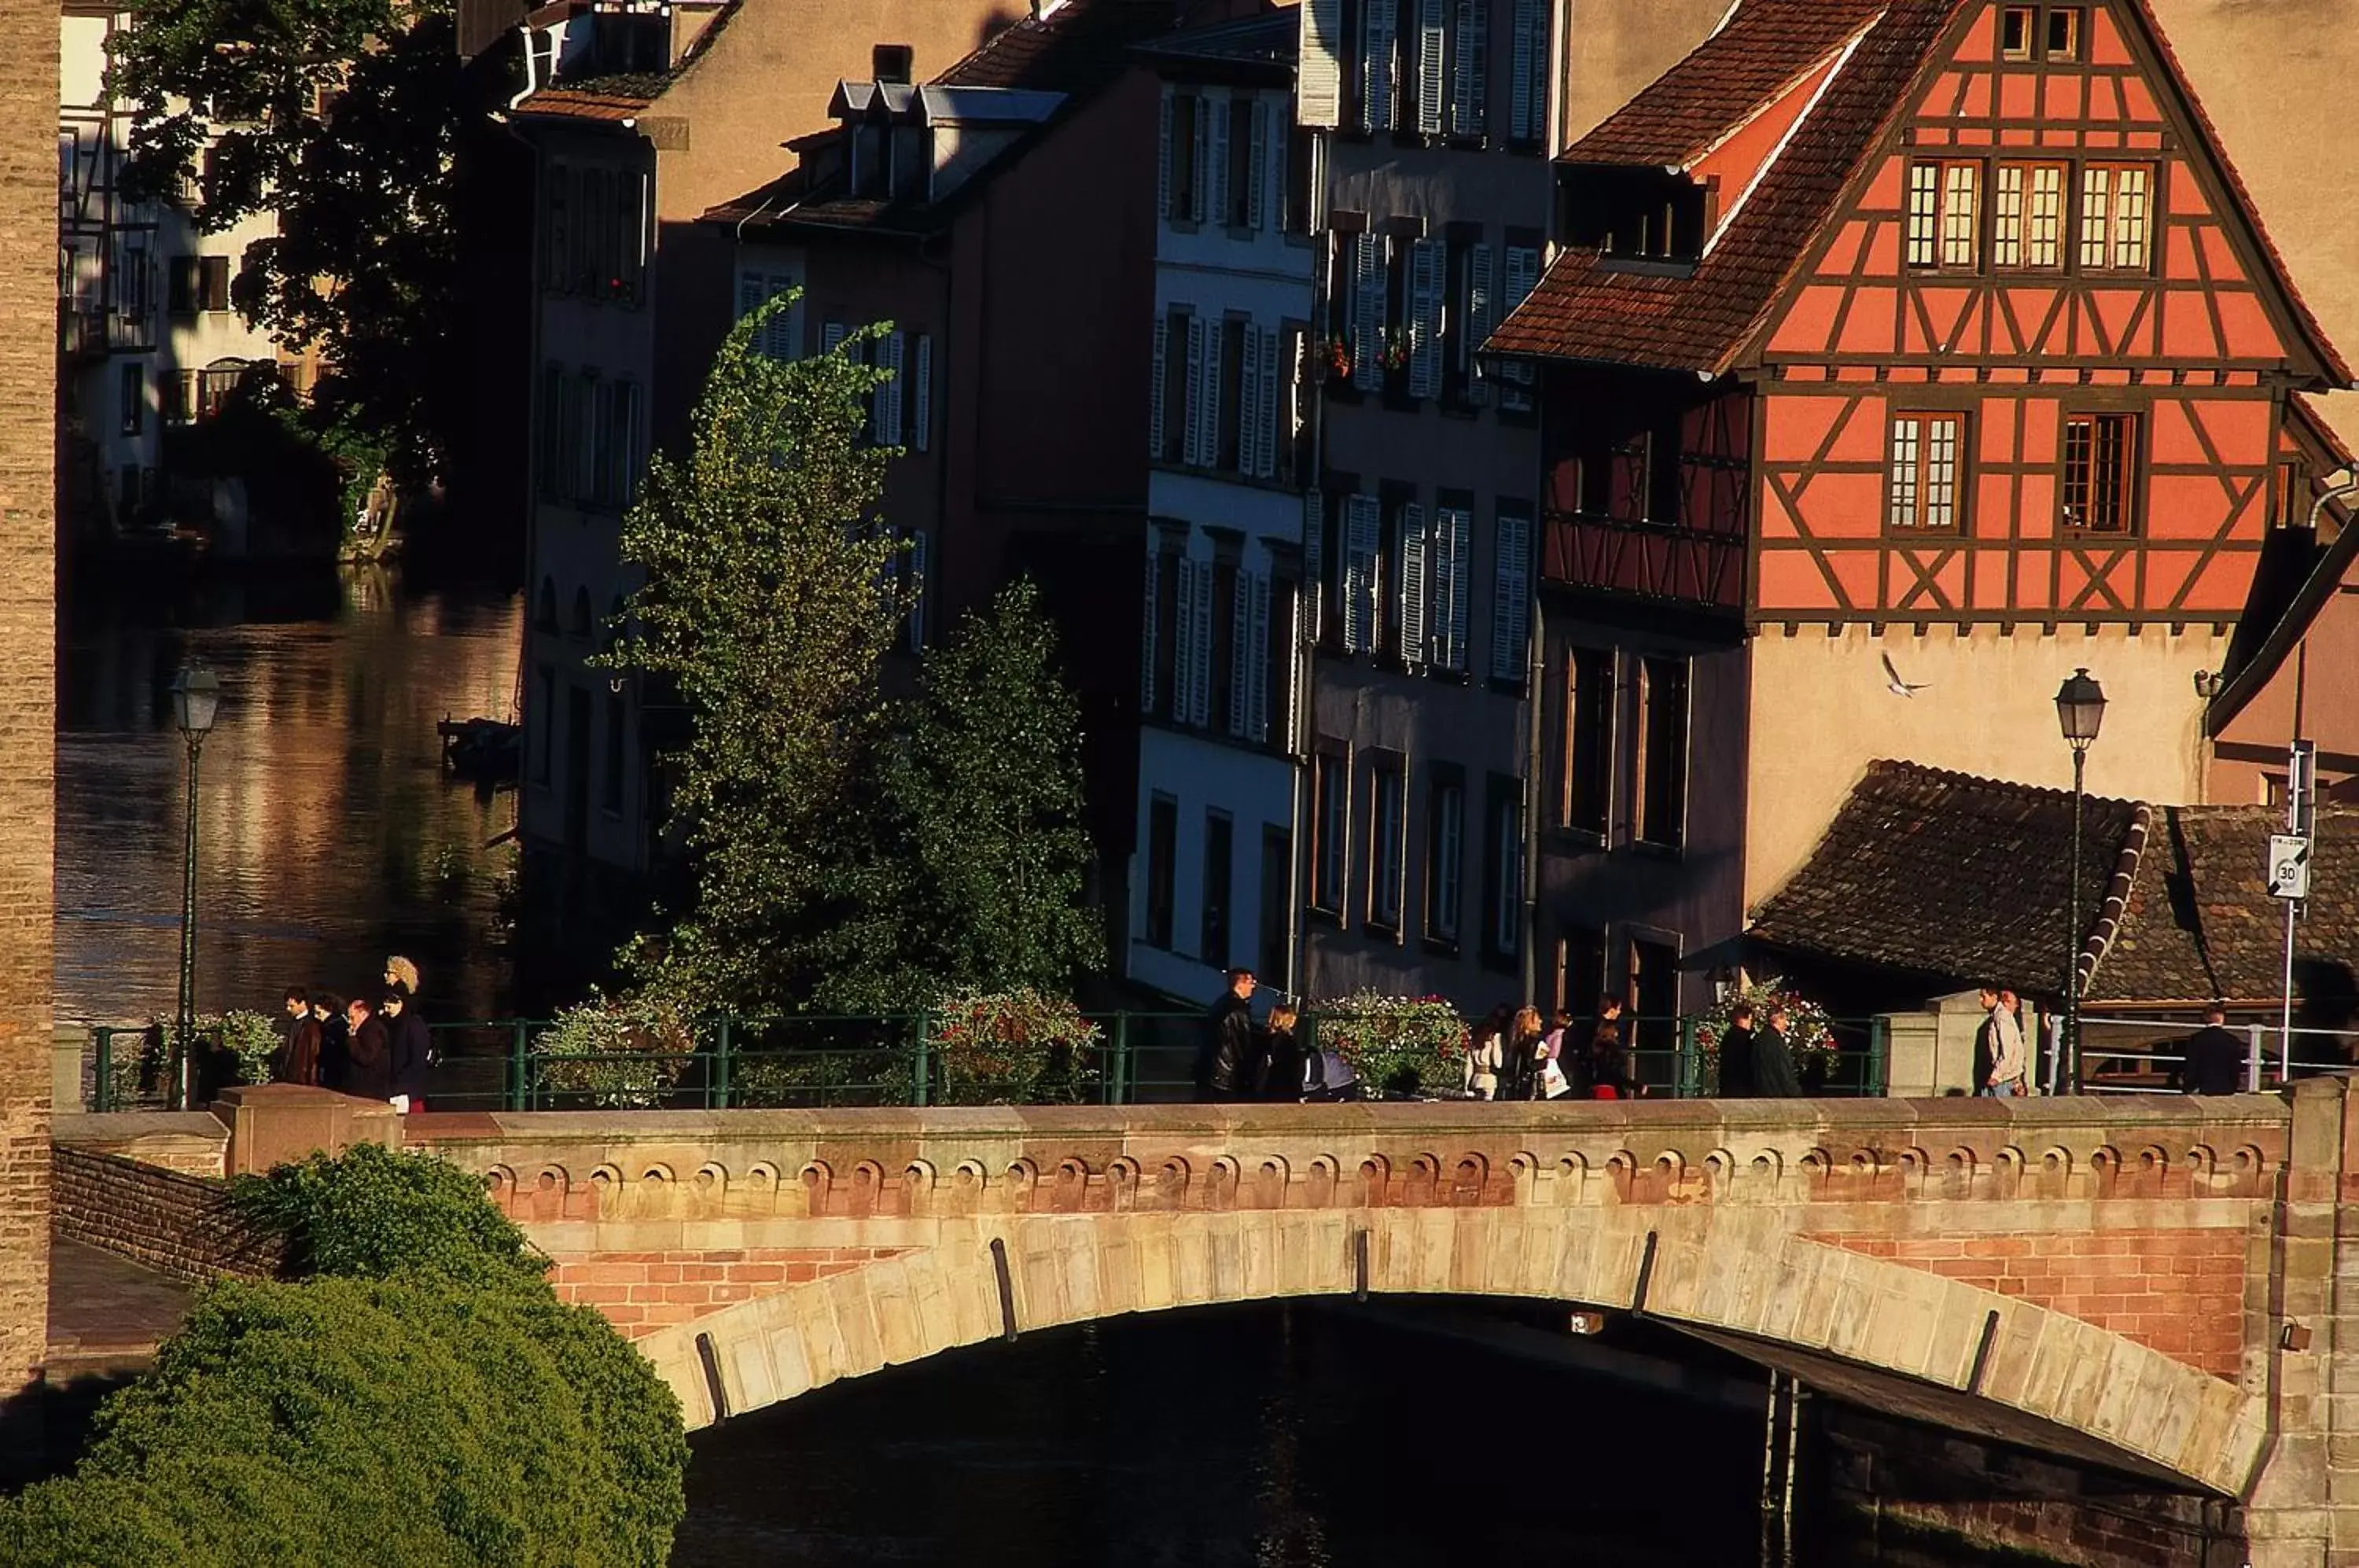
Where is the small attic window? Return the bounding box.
[2044,6,2081,61]
[873,44,914,83]
[2000,6,2033,59]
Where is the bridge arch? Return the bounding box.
[634,1204,2263,1499]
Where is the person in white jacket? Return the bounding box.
[1463,1023,1503,1100]
[1978,987,2026,1096]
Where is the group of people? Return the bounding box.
[1459,999,1647,1101]
[269,955,432,1113]
[1200,970,1360,1102]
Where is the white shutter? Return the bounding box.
[1301,488,1325,641]
[1183,316,1206,466]
[1257,327,1282,480]
[1399,502,1429,665]
[1447,506,1472,671]
[1299,0,1344,127]
[1508,0,1537,142]
[1141,550,1161,710]
[1209,99,1231,227]
[1191,99,1209,223]
[1343,494,1380,653]
[1452,0,1487,138]
[1247,101,1269,232]
[1173,558,1198,723]
[913,335,933,451]
[906,529,928,650]
[878,331,906,445]
[1352,232,1385,392]
[1236,323,1263,477]
[1418,0,1446,137]
[1489,506,1531,683]
[1157,89,1174,220]
[1467,242,1495,382]
[1364,0,1397,132]
[1198,322,1225,468]
[1228,569,1251,736]
[822,320,846,355]
[1408,237,1444,399]
[1149,317,1169,459]
[1248,572,1272,742]
[1190,559,1214,728]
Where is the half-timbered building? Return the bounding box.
[1489,0,2353,1020]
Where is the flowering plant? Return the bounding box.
[1318,337,1352,382]
[1310,991,1467,1099]
[925,987,1102,1105]
[531,990,697,1109]
[1379,328,1412,374]
[1691,977,1838,1087]
[206,1010,286,1087]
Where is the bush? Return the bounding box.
[1692,977,1838,1088]
[204,1008,286,1086]
[1312,992,1468,1098]
[926,988,1102,1105]
[529,990,697,1108]
[0,1144,688,1566]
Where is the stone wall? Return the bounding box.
[545,1246,910,1338]
[50,1147,286,1285]
[0,0,60,1403]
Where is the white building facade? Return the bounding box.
[1129,17,1316,1004]
[59,2,287,534]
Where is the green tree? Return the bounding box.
[107,0,471,482]
[815,579,1104,1013]
[606,301,904,1013]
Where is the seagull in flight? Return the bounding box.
[1882,653,1930,698]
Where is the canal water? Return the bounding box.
[58,567,526,1027]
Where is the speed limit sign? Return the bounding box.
[2269,834,2311,900]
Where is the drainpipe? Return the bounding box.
[1290,132,1332,1007]
[1521,594,1544,1002]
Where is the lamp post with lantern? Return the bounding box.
[2053,668,2107,1095]
[170,662,221,1110]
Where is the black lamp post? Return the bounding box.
[2054,667,2106,1095]
[170,662,221,1110]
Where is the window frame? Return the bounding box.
[2059,409,2142,536]
[1990,160,2066,271]
[1422,765,1465,951]
[2078,162,2155,274]
[1634,655,1690,852]
[1561,643,1613,837]
[1364,749,1408,935]
[1905,159,1982,273]
[1885,410,1968,534]
[1480,772,1523,970]
[1312,741,1351,918]
[2044,6,2082,61]
[2000,5,2033,59]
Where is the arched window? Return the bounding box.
[570,587,594,639]
[535,576,558,632]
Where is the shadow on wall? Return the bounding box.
[2295,958,2359,1073]
[973,9,1020,49]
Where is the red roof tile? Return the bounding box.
[513,86,657,123]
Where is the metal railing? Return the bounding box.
[86,1010,1893,1113]
[2077,1016,2356,1095]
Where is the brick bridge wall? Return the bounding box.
[50,1146,287,1285]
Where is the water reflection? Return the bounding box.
[58,568,524,1025]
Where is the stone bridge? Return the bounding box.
[397,1082,2359,1566]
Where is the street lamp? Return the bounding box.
[170,662,221,1110]
[2054,667,2106,1094]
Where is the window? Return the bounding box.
[1313,747,1349,915]
[1497,240,1541,414]
[2062,411,2138,532]
[1384,488,1420,660]
[1367,756,1406,932]
[1482,774,1522,966]
[1260,573,1296,745]
[1628,934,1680,1066]
[1489,501,1532,685]
[117,237,151,326]
[162,370,194,425]
[1448,0,1488,139]
[1202,811,1234,968]
[1217,318,1246,472]
[1444,229,1491,406]
[1143,539,1180,720]
[1209,557,1239,735]
[1359,0,1397,133]
[1562,646,1611,834]
[1636,656,1687,849]
[2278,459,2307,528]
[872,43,913,82]
[2000,5,2033,58]
[2044,6,2081,61]
[1554,929,1604,1023]
[1425,772,1463,946]
[1226,98,1257,227]
[1906,161,1980,271]
[1164,92,1199,222]
[1886,411,1965,531]
[1991,161,2064,270]
[1150,307,1191,464]
[1506,0,1545,145]
[1146,794,1178,948]
[1341,492,1382,653]
[118,362,143,437]
[1428,502,1473,671]
[2080,164,2152,272]
[602,691,626,813]
[197,255,230,311]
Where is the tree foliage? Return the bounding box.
[606,301,904,1013]
[0,1145,687,1566]
[815,580,1104,1012]
[107,0,471,480]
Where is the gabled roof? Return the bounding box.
[1750,760,2359,1008]
[2207,401,2359,734]
[1489,0,2351,383]
[1132,7,1296,79]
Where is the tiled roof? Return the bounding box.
[1133,9,1297,73]
[2089,807,2359,1007]
[1568,0,1885,167]
[1752,761,2359,1009]
[1747,760,2142,992]
[513,86,660,123]
[1489,0,1959,374]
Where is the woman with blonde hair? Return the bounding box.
[384,955,420,997]
[1258,1003,1303,1101]
[1503,1005,1547,1100]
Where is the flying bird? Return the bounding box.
[1882,653,1930,698]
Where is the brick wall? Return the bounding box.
[546,1248,910,1338]
[0,0,60,1396]
[1813,1228,2249,1378]
[51,1147,287,1285]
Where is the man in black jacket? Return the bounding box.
[381,988,433,1113]
[2177,1003,2246,1095]
[1198,969,1257,1102]
[1718,1003,1761,1097]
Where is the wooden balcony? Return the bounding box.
[1541,508,1745,613]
